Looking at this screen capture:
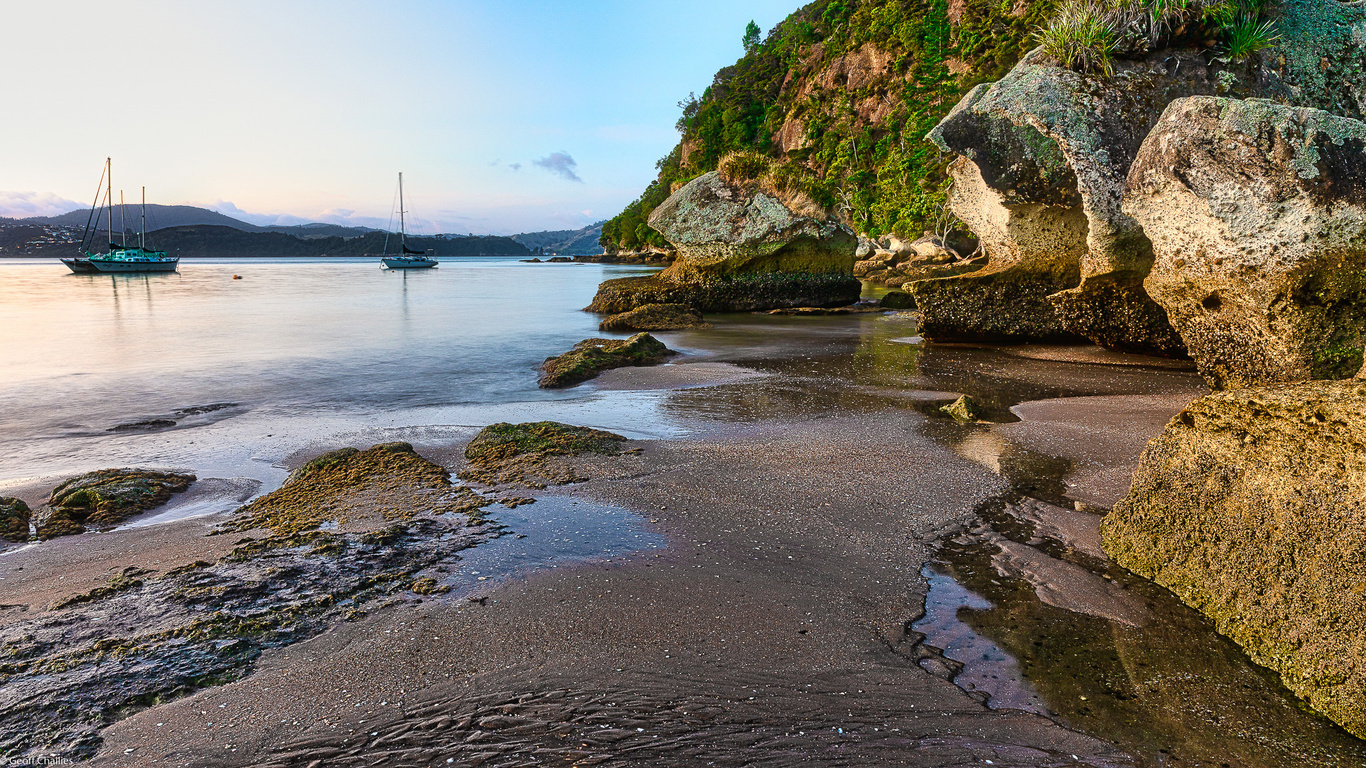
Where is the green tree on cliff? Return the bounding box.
[742,20,761,53]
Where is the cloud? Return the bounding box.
[0,191,83,219]
[533,152,582,183]
[509,163,522,171]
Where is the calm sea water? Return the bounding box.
[0,257,670,492]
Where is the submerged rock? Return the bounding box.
[0,497,30,542]
[1127,96,1366,388]
[539,333,676,388]
[879,291,915,310]
[35,469,195,539]
[599,303,710,332]
[1103,379,1366,737]
[588,171,861,313]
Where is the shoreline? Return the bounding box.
[3,310,1363,766]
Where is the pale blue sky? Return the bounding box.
[0,0,798,233]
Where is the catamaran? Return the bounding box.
[377,172,437,269]
[63,158,179,274]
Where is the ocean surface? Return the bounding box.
[0,257,673,495]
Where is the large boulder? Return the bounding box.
[589,171,861,313]
[1126,96,1366,388]
[1102,379,1366,738]
[35,469,195,539]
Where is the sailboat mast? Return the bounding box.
[120,190,127,247]
[398,172,406,252]
[141,187,146,250]
[106,158,113,250]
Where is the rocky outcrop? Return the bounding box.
[1102,379,1366,738]
[35,469,195,539]
[589,172,861,313]
[599,303,710,332]
[539,333,677,388]
[0,498,30,542]
[926,49,1254,353]
[908,155,1088,342]
[1126,97,1366,389]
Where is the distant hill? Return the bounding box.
[260,223,378,239]
[31,204,265,232]
[8,224,530,258]
[511,222,604,256]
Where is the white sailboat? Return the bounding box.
[379,172,437,269]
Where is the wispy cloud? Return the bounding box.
[533,152,582,183]
[0,191,82,219]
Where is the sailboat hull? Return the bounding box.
[61,258,99,273]
[88,257,180,273]
[381,256,437,269]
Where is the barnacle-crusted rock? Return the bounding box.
[1102,379,1366,737]
[1126,96,1366,388]
[461,421,626,487]
[589,172,860,313]
[35,469,195,539]
[539,333,676,388]
[598,303,710,332]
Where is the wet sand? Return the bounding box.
[5,311,1362,766]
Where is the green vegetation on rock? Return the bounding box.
[600,0,1059,252]
[599,303,711,332]
[0,497,31,542]
[461,422,627,487]
[538,333,677,388]
[37,469,195,539]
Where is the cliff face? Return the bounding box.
[600,0,1057,252]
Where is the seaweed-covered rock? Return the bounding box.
[588,272,861,314]
[1126,96,1366,388]
[940,395,982,422]
[589,172,861,313]
[539,333,676,388]
[0,498,31,542]
[879,291,915,310]
[1103,379,1366,738]
[598,303,710,332]
[36,469,195,539]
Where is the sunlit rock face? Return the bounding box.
[1127,96,1366,389]
[1103,379,1366,738]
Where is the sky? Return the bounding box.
[0,0,800,234]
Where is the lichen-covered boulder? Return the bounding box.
[0,498,30,542]
[647,170,857,279]
[539,333,677,388]
[589,171,861,313]
[1126,96,1366,388]
[1102,379,1366,737]
[35,469,195,539]
[598,303,710,332]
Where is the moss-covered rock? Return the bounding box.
[598,303,710,332]
[461,422,626,487]
[227,442,453,536]
[538,333,677,388]
[36,469,195,539]
[1127,96,1366,388]
[1103,379,1366,737]
[940,395,983,422]
[0,497,31,542]
[878,291,915,310]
